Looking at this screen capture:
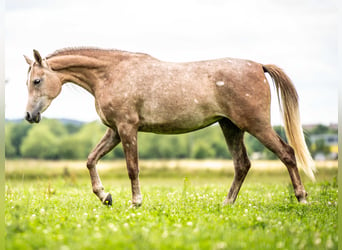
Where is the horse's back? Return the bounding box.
[118,56,270,134]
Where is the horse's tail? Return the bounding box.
[263,64,316,181]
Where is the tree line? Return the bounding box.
[5,119,336,160]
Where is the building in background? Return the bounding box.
[304,124,338,160]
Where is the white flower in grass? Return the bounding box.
[108,223,118,232]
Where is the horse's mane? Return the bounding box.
[46,47,148,59]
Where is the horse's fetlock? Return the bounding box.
[93,186,104,195]
[132,194,143,207]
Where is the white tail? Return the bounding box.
[263,64,316,181]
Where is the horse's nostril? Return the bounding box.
[25,112,35,123]
[25,112,31,121]
[35,112,41,123]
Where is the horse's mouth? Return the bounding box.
[25,111,41,123]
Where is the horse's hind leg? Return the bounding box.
[87,128,121,205]
[219,118,251,205]
[249,126,307,203]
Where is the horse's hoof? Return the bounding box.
[299,199,308,204]
[133,202,142,208]
[222,198,234,206]
[297,192,308,204]
[103,193,112,206]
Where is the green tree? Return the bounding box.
[191,140,216,159]
[245,133,264,155]
[58,121,106,159]
[309,124,333,134]
[138,134,176,159]
[5,124,16,158]
[41,119,68,137]
[7,120,31,157]
[111,144,125,159]
[20,124,60,159]
[58,136,88,159]
[207,129,231,159]
[64,122,83,134]
[8,117,320,161]
[311,139,330,156]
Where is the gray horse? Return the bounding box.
[24,48,315,206]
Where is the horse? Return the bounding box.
[23,47,315,206]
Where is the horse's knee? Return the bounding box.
[87,154,96,169]
[244,157,251,171]
[276,138,297,167]
[282,146,297,167]
[234,155,251,176]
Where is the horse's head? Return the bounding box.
[24,50,62,123]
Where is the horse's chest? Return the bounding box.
[94,96,119,125]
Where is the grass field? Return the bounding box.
[5,160,338,249]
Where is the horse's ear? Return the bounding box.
[33,49,43,65]
[24,55,32,65]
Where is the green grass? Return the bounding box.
[5,161,338,250]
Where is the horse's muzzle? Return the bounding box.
[25,111,41,123]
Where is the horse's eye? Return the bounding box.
[33,79,41,85]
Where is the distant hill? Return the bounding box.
[5,118,85,126]
[57,118,85,126]
[5,118,24,123]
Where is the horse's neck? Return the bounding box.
[47,55,109,95]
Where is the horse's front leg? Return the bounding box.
[87,128,121,205]
[118,123,142,207]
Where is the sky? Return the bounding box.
[5,0,338,125]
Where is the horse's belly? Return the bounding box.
[138,114,222,134]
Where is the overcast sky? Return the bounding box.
[5,0,338,125]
